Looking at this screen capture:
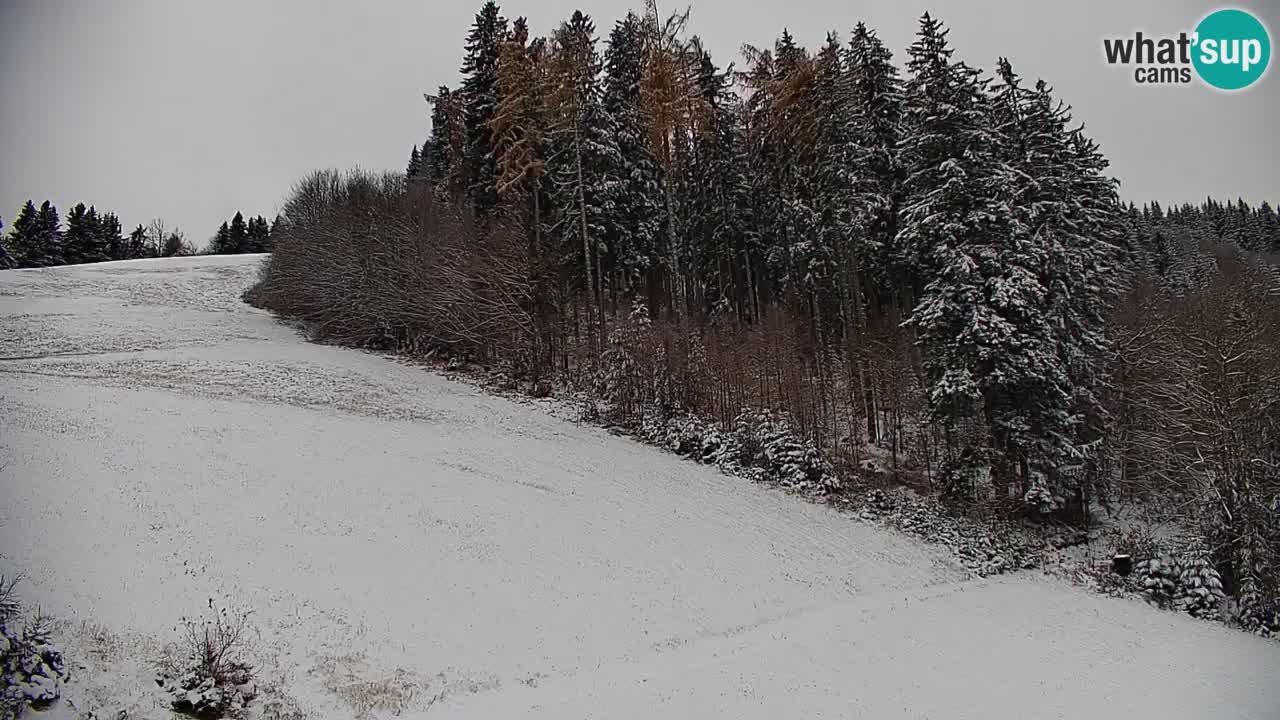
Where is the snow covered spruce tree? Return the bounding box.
[846,22,903,308]
[425,85,465,195]
[988,59,1129,512]
[682,44,752,320]
[600,11,665,309]
[459,1,508,216]
[897,14,1072,504]
[1,576,68,714]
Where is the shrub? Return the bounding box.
[1,575,68,715]
[157,601,257,719]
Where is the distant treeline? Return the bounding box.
[0,202,278,270]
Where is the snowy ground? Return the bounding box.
[1,256,1276,719]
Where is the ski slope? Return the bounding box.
[1,256,1276,719]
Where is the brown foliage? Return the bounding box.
[247,170,534,365]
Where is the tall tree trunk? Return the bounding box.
[574,123,596,330]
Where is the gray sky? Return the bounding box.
[2,0,1277,243]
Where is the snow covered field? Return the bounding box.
[1,256,1276,719]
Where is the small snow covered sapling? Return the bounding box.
[1,575,69,715]
[1174,548,1226,620]
[158,600,257,719]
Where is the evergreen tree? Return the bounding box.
[0,217,13,269]
[543,10,616,314]
[407,144,422,177]
[62,203,93,265]
[899,14,1068,501]
[228,212,248,254]
[99,212,123,260]
[847,22,904,306]
[459,1,508,214]
[425,86,464,194]
[683,46,752,321]
[6,201,40,267]
[247,215,271,252]
[212,222,231,255]
[127,224,149,259]
[601,12,664,305]
[85,206,106,262]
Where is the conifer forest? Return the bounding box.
[251,1,1274,630]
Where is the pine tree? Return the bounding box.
[639,0,708,314]
[542,10,616,316]
[459,1,508,215]
[425,86,465,194]
[63,204,87,264]
[683,46,751,320]
[847,23,904,306]
[228,212,248,254]
[85,206,106,262]
[601,11,664,306]
[407,144,422,177]
[31,201,63,267]
[1175,547,1226,619]
[0,217,13,269]
[899,14,1068,502]
[127,224,149,259]
[99,212,123,260]
[212,222,231,254]
[6,201,39,267]
[247,215,271,252]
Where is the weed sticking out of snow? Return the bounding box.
[156,601,257,719]
[308,653,454,718]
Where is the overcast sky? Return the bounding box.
[1,0,1277,244]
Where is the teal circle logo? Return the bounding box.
[1192,8,1271,90]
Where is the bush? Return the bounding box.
[157,601,257,719]
[245,171,533,365]
[1,575,68,715]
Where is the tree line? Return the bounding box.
[0,203,278,270]
[252,2,1279,627]
[209,212,275,255]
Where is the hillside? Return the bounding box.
[1,256,1276,718]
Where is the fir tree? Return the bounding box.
[899,14,1068,501]
[212,222,231,255]
[543,10,616,314]
[247,215,271,252]
[127,224,149,259]
[847,23,904,305]
[228,212,248,254]
[0,217,12,269]
[6,201,39,267]
[425,85,464,194]
[34,201,63,266]
[459,1,508,214]
[601,12,664,303]
[63,203,96,265]
[407,144,422,177]
[99,212,123,261]
[85,206,107,262]
[683,46,751,320]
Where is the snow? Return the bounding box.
[1,255,1277,719]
